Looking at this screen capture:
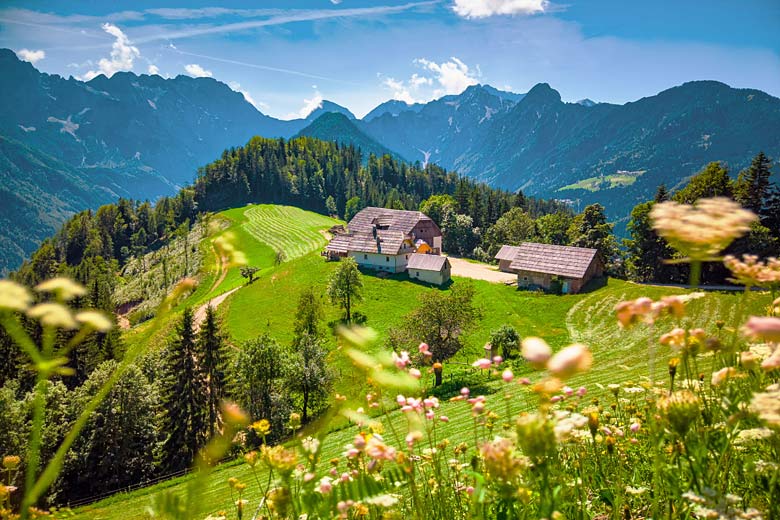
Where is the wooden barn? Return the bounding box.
[407,253,451,285]
[495,242,603,294]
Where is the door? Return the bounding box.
[562,281,569,294]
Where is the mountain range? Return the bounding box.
[2,46,779,272]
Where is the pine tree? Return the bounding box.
[200,305,228,438]
[160,308,207,472]
[654,184,670,202]
[734,152,773,215]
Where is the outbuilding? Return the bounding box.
[495,242,603,294]
[407,253,451,286]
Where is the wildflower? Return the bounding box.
[27,303,77,329]
[266,486,291,518]
[261,445,298,475]
[480,436,526,481]
[547,344,592,379]
[553,411,588,442]
[724,254,780,288]
[0,280,33,311]
[440,416,450,422]
[761,348,780,371]
[317,477,333,494]
[650,197,757,261]
[658,390,701,437]
[472,358,491,370]
[460,387,470,397]
[288,412,302,430]
[365,434,397,461]
[75,310,114,332]
[392,351,410,368]
[252,419,271,437]
[630,422,641,433]
[739,350,760,369]
[522,337,552,368]
[3,455,20,470]
[502,369,514,382]
[659,327,687,349]
[516,413,556,463]
[750,384,780,430]
[409,368,421,379]
[576,386,587,397]
[244,451,258,467]
[35,277,87,301]
[626,486,648,495]
[711,366,738,387]
[492,355,503,364]
[301,437,320,455]
[743,316,780,343]
[734,428,773,446]
[405,431,423,448]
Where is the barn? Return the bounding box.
[495,242,603,294]
[407,253,451,286]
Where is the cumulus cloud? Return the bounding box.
[331,0,343,4]
[415,57,479,96]
[16,49,45,64]
[83,23,140,80]
[382,74,432,104]
[184,63,212,77]
[453,0,548,18]
[147,64,159,75]
[286,90,324,119]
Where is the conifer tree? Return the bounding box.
[734,152,773,215]
[160,307,207,472]
[200,305,228,438]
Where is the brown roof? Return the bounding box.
[348,207,435,235]
[508,242,599,279]
[495,245,522,261]
[407,253,449,271]
[326,230,409,255]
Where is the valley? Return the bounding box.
[67,202,767,519]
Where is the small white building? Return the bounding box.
[407,253,451,286]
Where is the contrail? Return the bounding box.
[171,47,364,86]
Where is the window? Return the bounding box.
[386,256,390,262]
[416,271,419,277]
[364,254,367,260]
[523,276,528,281]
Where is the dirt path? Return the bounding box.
[193,287,240,332]
[447,256,517,284]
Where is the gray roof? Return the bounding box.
[407,253,449,271]
[508,242,599,279]
[326,230,409,255]
[495,244,522,261]
[348,207,435,235]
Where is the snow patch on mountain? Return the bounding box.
[47,116,80,140]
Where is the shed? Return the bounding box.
[495,245,522,272]
[502,242,603,294]
[407,253,451,286]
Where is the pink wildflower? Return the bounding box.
[502,369,514,382]
[473,358,492,370]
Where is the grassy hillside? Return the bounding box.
[68,203,770,519]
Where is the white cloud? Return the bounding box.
[147,64,159,75]
[184,63,213,77]
[286,90,324,119]
[228,81,269,112]
[382,77,421,104]
[16,48,45,64]
[452,0,548,18]
[331,0,343,4]
[415,57,479,96]
[82,23,140,80]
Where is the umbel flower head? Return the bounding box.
[750,384,780,430]
[724,255,780,288]
[0,280,33,312]
[650,197,756,261]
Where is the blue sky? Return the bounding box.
[1,0,778,119]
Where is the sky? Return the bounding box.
[1,0,778,119]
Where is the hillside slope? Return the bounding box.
[296,112,407,162]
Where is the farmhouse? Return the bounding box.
[407,253,451,286]
[325,207,443,273]
[495,242,603,294]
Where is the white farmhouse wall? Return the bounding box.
[409,267,449,285]
[349,252,409,273]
